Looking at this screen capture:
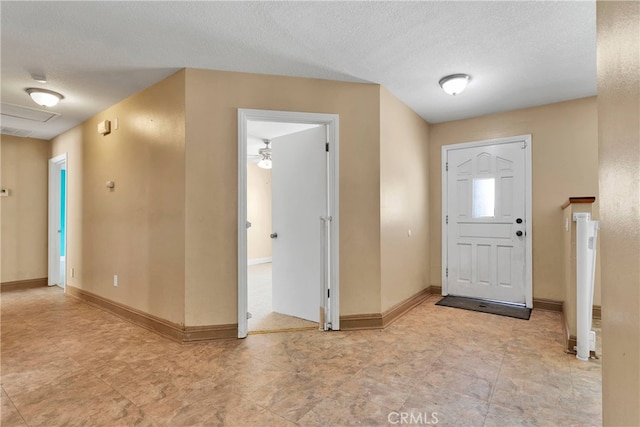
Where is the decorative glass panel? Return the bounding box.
[473,178,495,218]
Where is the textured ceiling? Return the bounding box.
[247,121,320,156]
[1,1,596,140]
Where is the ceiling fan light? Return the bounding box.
[257,158,272,169]
[257,139,272,169]
[26,88,64,107]
[439,74,471,96]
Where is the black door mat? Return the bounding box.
[435,295,531,320]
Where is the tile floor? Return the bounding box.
[1,287,601,426]
[248,263,317,333]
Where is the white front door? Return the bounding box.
[443,136,531,306]
[271,126,326,322]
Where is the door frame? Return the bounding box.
[441,134,533,308]
[48,153,68,289]
[237,109,340,338]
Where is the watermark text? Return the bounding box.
[388,411,439,425]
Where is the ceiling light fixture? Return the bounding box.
[439,74,471,96]
[25,88,64,107]
[257,139,272,169]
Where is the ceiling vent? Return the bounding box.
[0,126,32,137]
[1,102,61,123]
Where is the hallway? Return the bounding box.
[1,287,601,426]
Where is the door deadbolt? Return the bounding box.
[516,218,523,224]
[270,232,278,239]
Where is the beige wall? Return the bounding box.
[379,87,431,312]
[36,66,604,336]
[184,68,381,325]
[429,97,599,301]
[247,162,272,260]
[51,70,187,325]
[0,135,49,283]
[597,1,640,424]
[42,68,398,328]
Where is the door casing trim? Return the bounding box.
[237,109,340,338]
[48,153,68,289]
[441,134,533,308]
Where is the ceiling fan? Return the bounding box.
[247,139,272,169]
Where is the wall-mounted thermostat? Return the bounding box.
[98,120,111,135]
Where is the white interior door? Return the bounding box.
[271,126,326,322]
[444,138,530,305]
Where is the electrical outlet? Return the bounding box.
[113,275,118,287]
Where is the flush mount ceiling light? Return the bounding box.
[25,88,64,107]
[257,139,272,169]
[439,74,471,96]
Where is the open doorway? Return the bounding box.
[246,122,320,333]
[48,153,67,289]
[238,109,340,338]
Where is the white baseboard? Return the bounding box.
[248,257,272,266]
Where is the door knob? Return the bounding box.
[270,232,278,239]
[516,230,523,237]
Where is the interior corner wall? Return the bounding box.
[0,135,49,283]
[428,96,599,302]
[379,87,430,312]
[597,1,640,424]
[184,68,381,326]
[247,162,272,260]
[50,69,187,325]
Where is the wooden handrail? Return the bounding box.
[561,197,596,210]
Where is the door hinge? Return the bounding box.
[326,142,329,152]
[446,215,449,224]
[446,267,449,277]
[246,312,252,319]
[522,141,527,149]
[327,289,330,298]
[446,162,448,171]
